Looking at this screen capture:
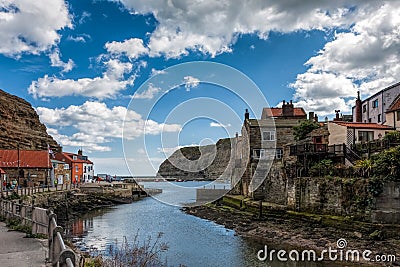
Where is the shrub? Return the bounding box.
[100,232,169,267]
[293,120,320,141]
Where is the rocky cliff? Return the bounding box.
[0,89,60,151]
[157,138,234,180]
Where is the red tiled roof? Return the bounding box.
[332,121,394,129]
[62,152,93,164]
[262,107,307,117]
[0,150,51,168]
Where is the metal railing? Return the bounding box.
[0,199,76,267]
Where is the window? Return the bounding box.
[84,166,87,173]
[378,114,381,123]
[73,155,77,160]
[358,131,373,143]
[314,136,322,143]
[262,131,276,141]
[276,148,283,159]
[64,164,69,170]
[397,111,400,121]
[362,105,367,113]
[368,118,372,123]
[75,165,78,172]
[372,99,379,108]
[253,149,265,159]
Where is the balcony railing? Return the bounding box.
[290,143,344,156]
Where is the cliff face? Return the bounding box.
[157,138,234,180]
[0,89,60,151]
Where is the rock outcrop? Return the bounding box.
[0,89,60,151]
[157,138,234,180]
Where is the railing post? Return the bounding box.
[58,248,76,267]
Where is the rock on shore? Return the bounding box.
[183,204,400,266]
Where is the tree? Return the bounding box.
[293,120,320,141]
[383,131,400,143]
[371,145,400,181]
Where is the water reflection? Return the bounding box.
[69,182,333,266]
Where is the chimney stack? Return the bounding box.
[334,110,341,121]
[244,109,249,120]
[309,111,314,121]
[282,100,294,116]
[78,149,83,156]
[355,91,362,122]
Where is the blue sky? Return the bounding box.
[1,1,399,175]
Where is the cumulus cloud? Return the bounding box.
[183,76,200,91]
[105,38,149,59]
[291,2,400,115]
[133,83,161,99]
[113,0,374,58]
[0,0,72,56]
[49,48,75,73]
[37,101,181,152]
[28,59,134,99]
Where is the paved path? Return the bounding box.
[0,222,47,267]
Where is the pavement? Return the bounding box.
[0,222,48,267]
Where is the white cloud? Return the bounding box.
[290,2,400,115]
[0,0,72,56]
[133,83,161,99]
[28,59,134,99]
[67,34,91,43]
[183,76,200,91]
[114,0,375,58]
[150,68,167,76]
[105,38,149,59]
[49,48,75,73]
[47,128,112,152]
[37,101,181,152]
[210,122,231,128]
[79,11,91,24]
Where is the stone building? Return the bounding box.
[51,159,71,185]
[233,101,308,201]
[0,149,52,186]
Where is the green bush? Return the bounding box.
[293,120,320,141]
[371,145,400,181]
